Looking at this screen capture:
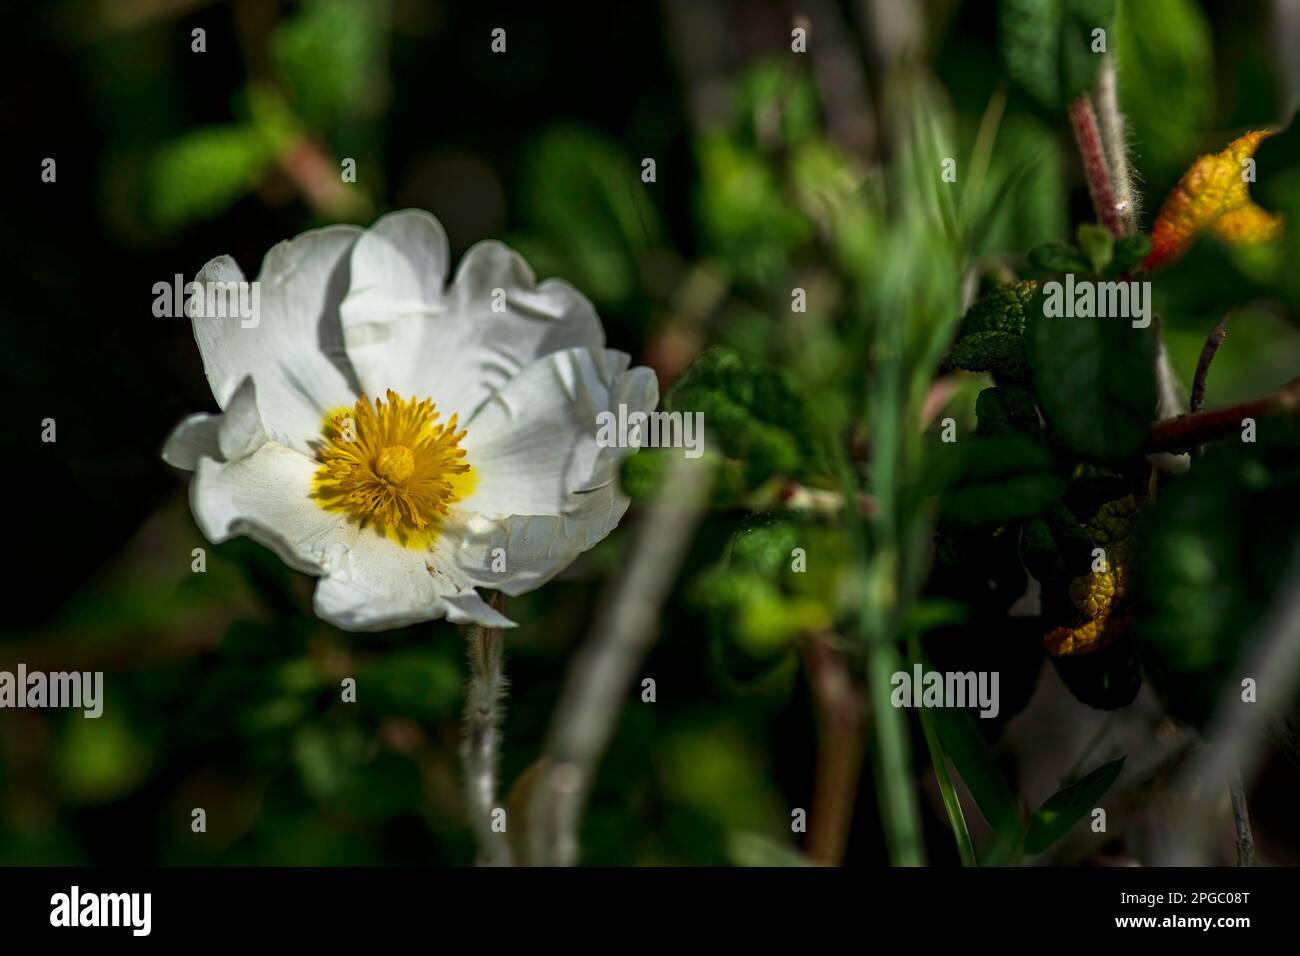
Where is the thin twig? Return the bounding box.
[461,598,511,866]
[1068,95,1125,237]
[1155,544,1300,865]
[1144,376,1300,455]
[1229,769,1256,867]
[1191,313,1232,414]
[803,635,866,865]
[527,454,714,866]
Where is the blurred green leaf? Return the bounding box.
[1028,242,1090,275]
[148,126,273,228]
[1025,756,1124,853]
[1109,233,1151,275]
[1077,222,1114,273]
[1000,0,1117,111]
[1114,0,1214,178]
[273,0,383,128]
[697,133,811,283]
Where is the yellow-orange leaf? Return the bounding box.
[1145,130,1284,270]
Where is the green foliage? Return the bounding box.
[1113,0,1214,178]
[693,514,849,659]
[1028,284,1157,462]
[666,348,820,490]
[1131,425,1300,727]
[273,0,383,128]
[940,435,1066,527]
[1000,0,1117,111]
[147,126,274,228]
[518,126,659,305]
[975,386,1041,439]
[697,133,812,284]
[1076,222,1114,273]
[931,707,1022,852]
[1024,757,1124,853]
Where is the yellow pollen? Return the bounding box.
[312,389,474,546]
[377,445,415,483]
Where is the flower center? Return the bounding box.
[376,444,416,483]
[313,389,473,541]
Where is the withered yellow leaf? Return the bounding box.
[1145,130,1284,270]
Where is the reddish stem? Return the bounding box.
[1069,96,1125,238]
[1145,378,1300,454]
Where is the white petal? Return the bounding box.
[447,494,626,596]
[447,347,658,594]
[162,376,265,470]
[462,347,658,515]
[312,530,517,632]
[340,211,603,420]
[191,440,344,577]
[162,413,221,470]
[190,225,362,453]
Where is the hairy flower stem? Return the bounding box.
[461,607,511,866]
[1094,55,1138,234]
[1069,95,1125,237]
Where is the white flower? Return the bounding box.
[163,210,658,631]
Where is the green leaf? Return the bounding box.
[1021,503,1095,584]
[1028,242,1091,275]
[1109,233,1152,275]
[962,281,1039,337]
[1113,0,1214,178]
[1029,287,1157,462]
[273,0,382,127]
[148,126,273,228]
[931,706,1023,851]
[949,330,1030,381]
[1025,757,1125,853]
[975,386,1041,438]
[1077,222,1114,273]
[940,435,1066,526]
[1000,0,1118,111]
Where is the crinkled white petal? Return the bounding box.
[340,210,604,421]
[446,347,658,593]
[162,412,222,470]
[312,530,516,632]
[189,225,362,455]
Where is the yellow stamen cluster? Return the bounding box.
[314,389,471,541]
